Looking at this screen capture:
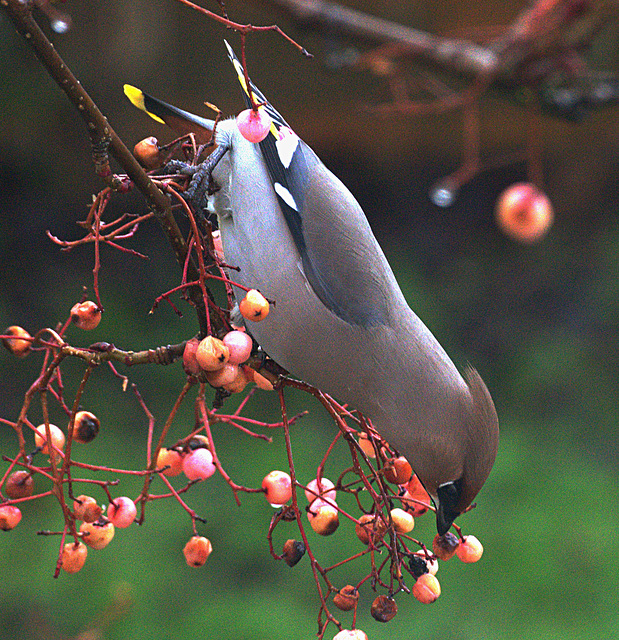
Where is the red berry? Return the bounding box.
[412,573,441,603]
[182,448,216,481]
[239,289,269,322]
[370,594,398,622]
[432,532,460,561]
[401,475,431,517]
[333,585,359,612]
[262,470,292,506]
[70,301,102,330]
[73,495,102,523]
[195,336,229,371]
[0,505,22,531]
[236,108,272,143]
[5,470,34,499]
[183,535,212,567]
[456,534,484,563]
[70,410,100,444]
[107,497,137,528]
[383,456,413,484]
[495,182,554,243]
[357,433,377,458]
[2,325,32,358]
[61,541,88,573]
[355,513,386,546]
[282,539,306,567]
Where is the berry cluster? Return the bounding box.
[1,125,487,640]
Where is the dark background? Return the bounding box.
[1,1,618,639]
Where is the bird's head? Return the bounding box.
[417,366,499,535]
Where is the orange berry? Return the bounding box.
[495,182,554,243]
[236,108,272,143]
[195,336,229,371]
[73,495,102,523]
[133,136,163,169]
[34,423,65,455]
[432,532,460,561]
[61,541,88,573]
[70,410,100,444]
[246,367,275,391]
[211,229,225,261]
[308,499,339,536]
[456,534,484,563]
[333,585,359,611]
[2,325,32,358]
[357,433,376,458]
[333,631,368,640]
[222,366,250,393]
[0,505,22,530]
[183,535,212,567]
[412,573,441,604]
[182,338,202,377]
[206,362,240,388]
[262,470,292,506]
[5,470,34,499]
[156,448,184,476]
[70,301,102,330]
[79,519,115,549]
[383,456,412,485]
[390,508,414,534]
[355,513,386,546]
[370,594,398,622]
[282,539,306,567]
[239,289,269,322]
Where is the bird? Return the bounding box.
[124,41,499,535]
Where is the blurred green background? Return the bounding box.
[1,1,618,639]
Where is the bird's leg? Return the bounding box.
[161,144,230,220]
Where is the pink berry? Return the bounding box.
[304,477,336,504]
[456,534,484,563]
[206,363,240,388]
[223,330,253,365]
[236,108,272,143]
[0,505,22,531]
[107,497,137,528]
[262,470,292,506]
[182,448,216,481]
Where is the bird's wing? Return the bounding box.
[225,41,396,327]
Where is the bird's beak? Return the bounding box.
[436,480,463,535]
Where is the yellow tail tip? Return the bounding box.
[123,84,165,125]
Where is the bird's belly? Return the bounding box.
[218,213,383,411]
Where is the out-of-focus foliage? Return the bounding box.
[1,1,618,639]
